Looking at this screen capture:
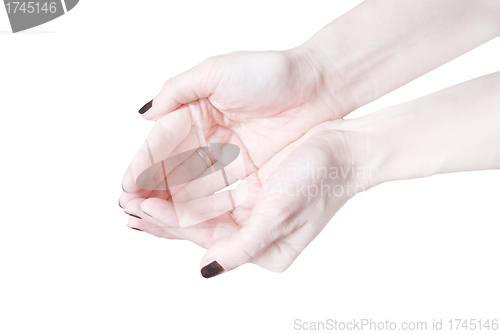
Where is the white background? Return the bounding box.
[1,1,499,333]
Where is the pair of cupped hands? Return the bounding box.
[119,50,378,278]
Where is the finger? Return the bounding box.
[130,171,254,246]
[145,142,244,203]
[126,216,179,239]
[164,147,215,195]
[142,173,255,225]
[139,58,220,120]
[143,184,242,228]
[198,195,295,278]
[121,134,238,208]
[123,106,194,193]
[120,164,151,198]
[132,146,234,204]
[124,198,184,240]
[170,161,236,203]
[169,142,246,202]
[139,197,241,248]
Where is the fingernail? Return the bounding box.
[138,100,153,114]
[121,183,128,193]
[201,261,225,278]
[125,212,141,219]
[118,198,123,209]
[129,226,143,232]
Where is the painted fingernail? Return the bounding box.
[201,261,225,278]
[125,212,141,219]
[118,198,123,209]
[138,100,153,114]
[128,226,143,232]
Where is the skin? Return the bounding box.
[124,71,500,275]
[120,0,500,276]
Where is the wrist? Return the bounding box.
[330,108,417,190]
[292,0,500,118]
[344,110,409,188]
[339,102,447,187]
[316,120,381,195]
[286,44,361,119]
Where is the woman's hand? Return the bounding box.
[136,50,349,167]
[122,121,372,276]
[140,50,347,124]
[119,49,354,206]
[119,66,348,206]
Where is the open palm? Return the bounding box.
[122,122,366,276]
[120,50,349,204]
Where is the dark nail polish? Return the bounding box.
[126,212,141,219]
[128,226,143,232]
[138,100,153,114]
[118,198,124,209]
[201,261,224,278]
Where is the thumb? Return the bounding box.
[138,57,220,121]
[198,223,272,279]
[199,203,295,278]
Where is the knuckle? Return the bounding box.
[267,256,294,273]
[161,78,173,92]
[269,263,291,273]
[204,54,222,64]
[258,205,298,239]
[267,242,298,273]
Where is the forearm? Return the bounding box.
[296,0,500,115]
[346,71,500,186]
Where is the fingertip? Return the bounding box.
[122,164,143,193]
[140,197,180,226]
[127,215,144,232]
[141,61,215,121]
[139,97,183,121]
[199,236,248,276]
